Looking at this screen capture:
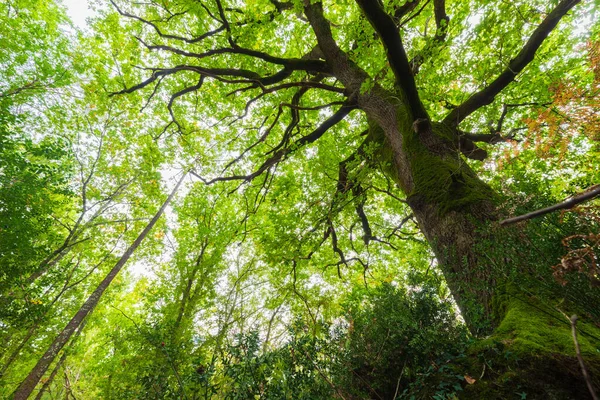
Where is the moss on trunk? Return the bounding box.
[364,89,600,397]
[403,122,496,215]
[462,291,600,399]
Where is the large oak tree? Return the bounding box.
[105,0,600,395]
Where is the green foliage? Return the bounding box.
[86,278,468,400]
[0,0,73,105]
[334,279,469,399]
[0,129,74,292]
[1,0,599,398]
[216,330,335,399]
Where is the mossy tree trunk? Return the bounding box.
[364,104,501,333]
[400,126,499,333]
[374,89,600,398]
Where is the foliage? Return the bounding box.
[335,278,469,400]
[1,0,600,399]
[0,0,73,104]
[0,128,74,292]
[88,278,467,399]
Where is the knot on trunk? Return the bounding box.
[412,118,431,134]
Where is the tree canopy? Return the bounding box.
[1,0,600,398]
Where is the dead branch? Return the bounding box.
[500,185,600,226]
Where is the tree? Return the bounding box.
[12,171,187,400]
[99,0,600,396]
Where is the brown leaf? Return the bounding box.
[464,375,476,385]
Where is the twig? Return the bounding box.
[500,185,600,226]
[392,359,407,400]
[569,314,599,400]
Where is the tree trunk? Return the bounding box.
[33,320,87,400]
[12,172,187,400]
[400,121,499,332]
[370,92,600,397]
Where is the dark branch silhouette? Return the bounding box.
[444,0,581,127]
[500,185,600,226]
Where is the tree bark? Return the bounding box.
[12,172,187,400]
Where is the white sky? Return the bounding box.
[62,0,93,29]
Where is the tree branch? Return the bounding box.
[394,0,422,20]
[443,0,581,127]
[458,136,488,160]
[500,185,600,226]
[407,0,449,75]
[433,0,449,41]
[355,0,429,127]
[109,0,225,44]
[135,36,330,74]
[191,102,356,184]
[571,315,600,400]
[460,131,514,145]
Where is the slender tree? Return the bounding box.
[12,172,188,400]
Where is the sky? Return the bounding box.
[62,0,93,29]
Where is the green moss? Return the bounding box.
[487,286,600,357]
[402,123,496,215]
[460,287,600,399]
[366,115,495,215]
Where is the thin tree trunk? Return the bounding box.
[174,275,195,335]
[0,325,37,377]
[173,242,207,337]
[33,320,87,400]
[12,172,187,400]
[2,252,105,376]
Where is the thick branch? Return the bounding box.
[355,0,429,126]
[461,132,513,144]
[444,0,581,126]
[394,0,421,20]
[335,150,374,244]
[137,37,330,74]
[399,0,431,28]
[433,0,449,42]
[458,136,488,161]
[408,0,449,75]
